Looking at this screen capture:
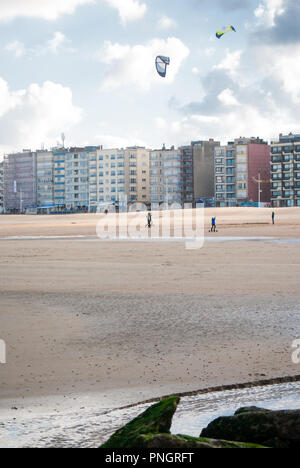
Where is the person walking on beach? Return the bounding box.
[147,211,152,229]
[211,217,216,232]
[272,211,275,225]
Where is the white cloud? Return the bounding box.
[0,0,95,21]
[171,115,219,135]
[4,32,74,58]
[192,67,201,76]
[204,47,216,57]
[104,0,147,24]
[46,32,69,54]
[213,49,242,78]
[254,43,300,104]
[0,0,146,23]
[169,104,298,146]
[94,133,146,148]
[254,0,285,27]
[4,40,26,58]
[0,78,25,117]
[155,117,167,129]
[218,88,240,106]
[158,15,177,30]
[173,33,300,145]
[0,78,83,152]
[97,37,190,91]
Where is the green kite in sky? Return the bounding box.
[216,25,236,39]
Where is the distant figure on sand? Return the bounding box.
[147,211,152,228]
[211,217,216,232]
[272,211,275,225]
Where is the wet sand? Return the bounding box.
[0,208,300,418]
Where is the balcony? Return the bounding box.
[271,158,282,163]
[270,167,281,173]
[271,192,282,198]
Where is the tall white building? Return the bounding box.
[150,147,182,205]
[65,148,89,210]
[88,146,150,211]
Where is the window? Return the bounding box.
[226,168,235,175]
[271,146,282,154]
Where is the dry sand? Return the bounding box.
[0,207,300,415]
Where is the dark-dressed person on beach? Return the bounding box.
[272,211,275,225]
[211,217,216,232]
[147,212,152,228]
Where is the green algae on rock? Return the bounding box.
[100,397,267,449]
[132,433,266,449]
[101,396,180,448]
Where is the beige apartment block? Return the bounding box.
[125,147,150,205]
[92,146,150,209]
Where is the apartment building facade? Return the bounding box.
[150,140,220,207]
[53,146,101,210]
[150,147,182,205]
[214,137,270,207]
[192,139,220,203]
[3,150,37,212]
[65,148,90,210]
[53,148,67,208]
[271,133,300,207]
[87,146,150,211]
[36,150,54,211]
[180,145,193,204]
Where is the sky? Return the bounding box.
[0,0,300,158]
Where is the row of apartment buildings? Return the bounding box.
[0,133,299,213]
[213,133,300,208]
[1,140,221,213]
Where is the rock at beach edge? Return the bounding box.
[201,407,300,448]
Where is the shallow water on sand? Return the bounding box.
[2,235,300,244]
[171,381,300,437]
[0,382,299,448]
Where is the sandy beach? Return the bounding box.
[0,207,300,423]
